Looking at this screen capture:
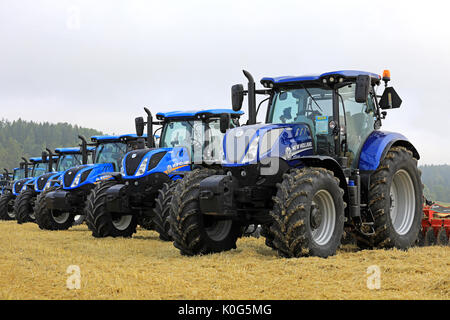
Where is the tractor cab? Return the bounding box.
[60,134,145,191]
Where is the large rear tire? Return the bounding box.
[0,191,15,220]
[14,189,37,224]
[357,146,423,250]
[34,187,75,230]
[169,169,241,256]
[153,181,176,241]
[86,181,137,238]
[270,167,345,258]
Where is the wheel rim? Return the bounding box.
[205,219,232,242]
[29,212,35,220]
[74,215,85,224]
[310,190,336,246]
[7,200,15,218]
[112,215,132,231]
[52,211,70,224]
[390,169,415,235]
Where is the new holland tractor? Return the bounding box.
[0,169,12,195]
[169,69,423,258]
[0,155,53,220]
[34,133,145,230]
[86,108,242,239]
[14,145,94,224]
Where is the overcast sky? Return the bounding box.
[1,0,449,164]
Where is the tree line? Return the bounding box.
[420,164,450,203]
[0,118,102,171]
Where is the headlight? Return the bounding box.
[120,165,125,176]
[242,136,259,163]
[21,183,27,192]
[44,180,52,191]
[259,128,284,157]
[135,157,148,176]
[71,173,82,187]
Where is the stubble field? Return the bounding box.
[0,221,448,300]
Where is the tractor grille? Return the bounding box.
[63,165,88,188]
[36,173,54,191]
[14,180,25,194]
[148,151,167,172]
[124,149,150,176]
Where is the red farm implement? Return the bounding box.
[418,202,450,246]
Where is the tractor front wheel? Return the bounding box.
[0,192,15,220]
[34,187,75,230]
[270,167,345,258]
[86,181,137,238]
[169,169,241,256]
[14,189,37,224]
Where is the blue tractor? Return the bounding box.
[14,145,95,224]
[85,108,242,239]
[34,133,145,230]
[0,155,52,220]
[169,69,423,257]
[0,169,13,195]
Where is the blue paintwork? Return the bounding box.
[91,133,146,142]
[121,147,191,180]
[55,147,95,154]
[222,123,314,167]
[29,156,58,163]
[12,177,34,196]
[62,163,114,190]
[156,109,243,120]
[261,70,381,85]
[358,131,411,171]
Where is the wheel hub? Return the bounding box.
[310,204,322,230]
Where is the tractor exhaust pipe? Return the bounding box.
[46,148,54,172]
[144,107,155,148]
[21,157,29,178]
[78,135,89,165]
[3,168,9,181]
[243,70,257,125]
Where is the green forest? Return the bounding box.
[0,119,449,202]
[420,164,450,203]
[0,119,102,170]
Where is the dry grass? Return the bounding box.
[0,221,448,300]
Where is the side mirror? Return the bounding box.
[231,84,244,111]
[220,114,231,133]
[135,117,145,137]
[379,87,402,109]
[41,151,48,162]
[355,75,370,103]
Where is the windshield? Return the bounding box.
[13,169,26,180]
[32,162,46,177]
[269,87,333,126]
[57,154,83,172]
[160,119,233,163]
[95,142,127,171]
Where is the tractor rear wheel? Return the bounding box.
[86,180,137,238]
[270,167,345,258]
[436,227,448,246]
[0,191,15,220]
[153,181,176,241]
[357,147,423,250]
[14,189,37,224]
[424,228,436,246]
[34,187,75,230]
[169,169,241,256]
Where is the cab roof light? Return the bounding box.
[382,69,391,86]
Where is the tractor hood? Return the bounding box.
[34,172,62,193]
[223,123,314,166]
[62,163,114,190]
[121,147,190,179]
[12,178,34,195]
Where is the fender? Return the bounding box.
[358,131,420,171]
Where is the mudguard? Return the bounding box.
[358,131,420,171]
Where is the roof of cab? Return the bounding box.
[54,147,95,154]
[29,156,58,163]
[156,109,244,121]
[261,70,381,86]
[91,133,147,143]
